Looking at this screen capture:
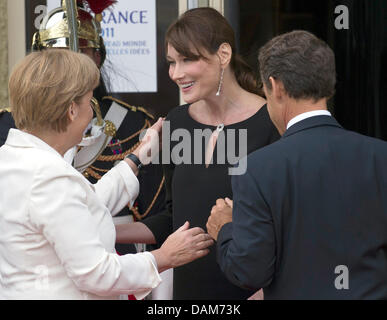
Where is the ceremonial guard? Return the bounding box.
[0,0,165,257]
[0,108,14,146]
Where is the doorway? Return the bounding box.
[225,0,386,140]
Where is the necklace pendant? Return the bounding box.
[217,124,224,132]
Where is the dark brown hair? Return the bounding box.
[258,30,336,101]
[165,7,262,96]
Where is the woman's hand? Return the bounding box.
[151,221,214,273]
[133,117,164,164]
[124,117,164,174]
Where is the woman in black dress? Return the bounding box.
[116,7,280,299]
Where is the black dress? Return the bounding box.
[143,104,280,299]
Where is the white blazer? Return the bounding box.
[0,129,162,299]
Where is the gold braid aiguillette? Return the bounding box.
[103,120,116,137]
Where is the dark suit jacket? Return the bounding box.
[0,111,15,147]
[217,115,387,299]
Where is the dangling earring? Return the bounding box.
[216,68,224,96]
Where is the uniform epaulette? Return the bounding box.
[102,96,155,120]
[0,107,11,114]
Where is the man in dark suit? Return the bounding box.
[206,30,387,299]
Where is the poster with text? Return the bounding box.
[46,0,158,93]
[101,0,157,92]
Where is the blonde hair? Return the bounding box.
[9,49,100,132]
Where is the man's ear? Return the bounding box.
[67,101,78,122]
[216,42,232,68]
[93,50,102,69]
[269,77,286,101]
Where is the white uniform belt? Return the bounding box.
[74,102,128,172]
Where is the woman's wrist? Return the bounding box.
[124,150,144,176]
[131,147,141,158]
[124,156,140,176]
[150,248,170,273]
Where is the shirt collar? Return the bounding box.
[4,128,63,159]
[286,110,332,130]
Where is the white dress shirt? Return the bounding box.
[0,129,162,300]
[286,110,332,130]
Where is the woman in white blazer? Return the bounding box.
[0,49,213,300]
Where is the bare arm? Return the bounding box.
[114,117,165,245]
[115,222,157,244]
[116,221,214,274]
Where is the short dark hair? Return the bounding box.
[258,30,336,101]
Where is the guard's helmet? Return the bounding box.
[32,0,114,51]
